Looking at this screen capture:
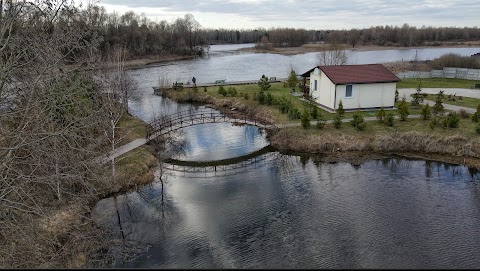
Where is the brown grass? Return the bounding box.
[269,126,480,169]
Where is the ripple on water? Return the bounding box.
[94,153,480,268]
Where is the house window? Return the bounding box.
[314,80,318,91]
[345,85,353,98]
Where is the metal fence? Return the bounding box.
[396,67,480,80]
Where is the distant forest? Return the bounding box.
[60,5,480,61]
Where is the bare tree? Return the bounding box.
[317,43,349,66]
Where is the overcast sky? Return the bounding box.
[89,0,480,30]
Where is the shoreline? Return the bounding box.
[115,41,480,71]
[238,41,480,55]
[159,89,480,170]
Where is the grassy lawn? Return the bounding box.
[397,78,480,89]
[116,112,148,146]
[291,117,480,140]
[422,94,480,109]
[198,82,434,124]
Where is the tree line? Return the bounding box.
[207,24,480,48]
[19,3,480,62]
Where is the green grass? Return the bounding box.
[422,94,480,109]
[397,78,480,88]
[293,117,480,139]
[199,82,430,124]
[116,112,148,145]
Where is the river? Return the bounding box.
[93,45,480,268]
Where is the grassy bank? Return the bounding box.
[166,83,429,124]
[268,119,480,169]
[13,112,159,268]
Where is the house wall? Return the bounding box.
[335,82,397,110]
[309,71,336,109]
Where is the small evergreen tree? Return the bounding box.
[337,100,345,116]
[420,104,432,120]
[444,112,460,128]
[376,107,386,122]
[218,85,227,96]
[316,113,327,129]
[258,75,271,91]
[258,91,266,104]
[311,105,319,119]
[411,83,424,106]
[266,92,274,105]
[432,94,445,116]
[385,113,395,127]
[472,104,480,122]
[398,95,409,121]
[203,86,208,92]
[333,114,342,129]
[395,89,399,102]
[287,69,299,88]
[350,113,366,131]
[301,108,311,129]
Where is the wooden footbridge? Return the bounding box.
[145,108,277,140]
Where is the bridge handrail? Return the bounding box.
[146,108,276,140]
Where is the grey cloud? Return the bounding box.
[99,0,480,28]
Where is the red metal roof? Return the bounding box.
[303,64,399,84]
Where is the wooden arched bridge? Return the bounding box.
[146,108,277,140]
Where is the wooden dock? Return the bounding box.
[153,78,288,95]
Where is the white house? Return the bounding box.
[301,64,400,111]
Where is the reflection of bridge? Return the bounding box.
[164,150,280,178]
[146,108,277,140]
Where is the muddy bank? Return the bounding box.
[123,54,197,70]
[268,128,480,170]
[239,41,480,56]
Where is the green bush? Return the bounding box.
[227,87,237,96]
[337,100,345,116]
[258,75,271,91]
[266,92,274,105]
[301,108,311,129]
[288,107,301,120]
[218,85,227,96]
[472,113,479,122]
[333,114,342,129]
[316,113,327,129]
[385,113,394,127]
[444,112,460,128]
[376,107,386,122]
[420,104,432,120]
[350,113,366,131]
[278,96,293,113]
[430,118,440,130]
[258,91,266,104]
[398,96,409,121]
[476,125,480,135]
[311,105,319,119]
[203,86,207,92]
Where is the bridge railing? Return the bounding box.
[146,108,276,140]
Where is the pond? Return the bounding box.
[94,149,480,268]
[93,45,480,268]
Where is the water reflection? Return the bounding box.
[93,153,480,268]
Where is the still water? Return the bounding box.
[94,45,480,268]
[94,151,480,268]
